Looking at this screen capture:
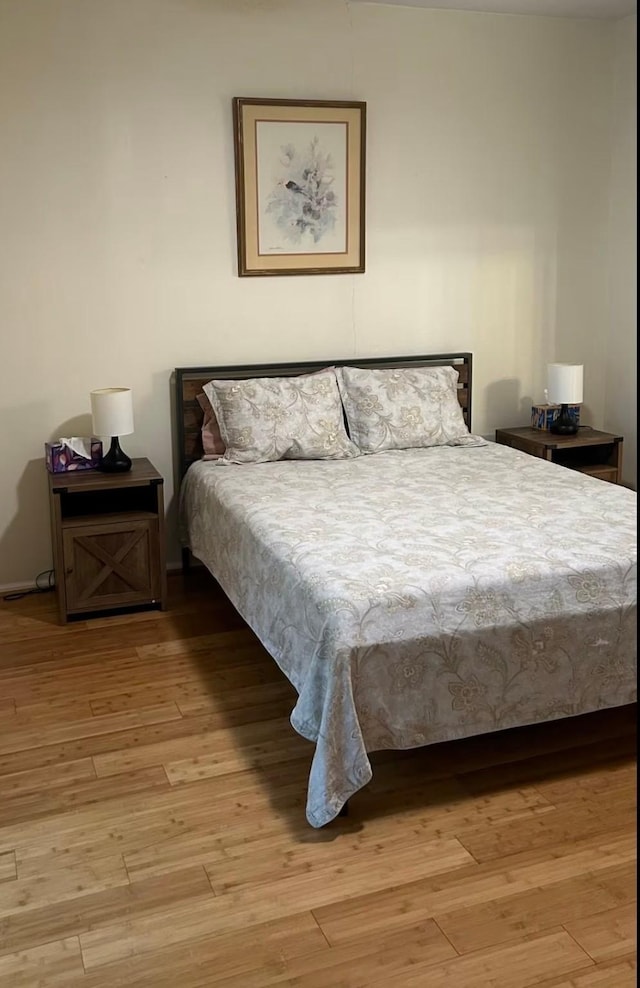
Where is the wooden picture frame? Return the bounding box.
[232,97,366,277]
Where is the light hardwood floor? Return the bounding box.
[0,571,636,987]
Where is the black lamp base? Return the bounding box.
[550,403,578,436]
[99,436,132,472]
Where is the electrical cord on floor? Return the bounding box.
[3,570,55,601]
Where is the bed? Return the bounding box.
[175,353,637,827]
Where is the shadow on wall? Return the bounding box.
[166,368,184,571]
[0,458,53,589]
[47,414,94,444]
[0,416,95,589]
[483,379,598,439]
[484,378,534,432]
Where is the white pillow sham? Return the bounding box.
[336,364,480,453]
[203,368,359,464]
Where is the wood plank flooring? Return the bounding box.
[0,571,636,987]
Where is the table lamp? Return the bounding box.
[547,364,583,436]
[90,387,134,472]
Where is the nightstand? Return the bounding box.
[48,457,168,623]
[494,427,623,485]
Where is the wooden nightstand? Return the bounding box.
[48,457,168,623]
[495,427,623,485]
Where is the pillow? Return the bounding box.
[336,364,475,453]
[196,392,225,459]
[203,368,359,464]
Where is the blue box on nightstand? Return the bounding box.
[531,404,580,431]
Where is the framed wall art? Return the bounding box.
[232,97,366,277]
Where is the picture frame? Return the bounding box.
[232,97,366,277]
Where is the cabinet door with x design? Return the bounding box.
[48,457,167,623]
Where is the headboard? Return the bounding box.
[173,352,473,484]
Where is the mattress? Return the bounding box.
[180,442,637,827]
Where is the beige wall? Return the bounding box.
[603,14,637,488]
[0,0,635,586]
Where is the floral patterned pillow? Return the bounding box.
[336,365,481,453]
[203,369,359,464]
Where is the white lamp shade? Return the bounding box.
[90,388,134,437]
[547,364,583,405]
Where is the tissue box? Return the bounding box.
[531,404,581,431]
[45,440,103,473]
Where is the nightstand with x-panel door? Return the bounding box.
[48,457,167,623]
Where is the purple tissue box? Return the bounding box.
[531,404,580,431]
[45,440,103,473]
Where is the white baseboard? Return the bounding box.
[0,577,57,596]
[1,563,189,598]
[0,580,43,595]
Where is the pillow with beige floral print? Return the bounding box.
[336,365,485,453]
[204,369,359,464]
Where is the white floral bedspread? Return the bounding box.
[180,444,637,827]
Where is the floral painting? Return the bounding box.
[261,129,343,253]
[233,98,366,276]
